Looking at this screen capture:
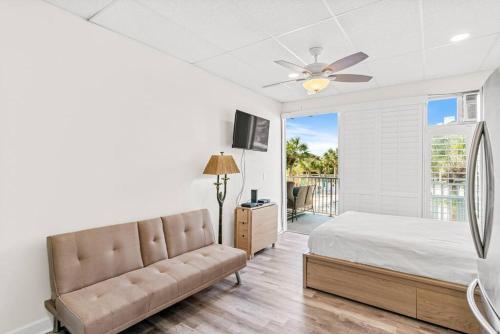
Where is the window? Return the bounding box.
[430,135,467,221]
[427,92,479,127]
[428,98,457,126]
[425,92,479,222]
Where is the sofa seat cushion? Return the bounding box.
[173,245,246,284]
[148,258,203,296]
[56,268,179,334]
[148,245,246,295]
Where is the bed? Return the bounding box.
[303,211,481,333]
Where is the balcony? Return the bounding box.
[286,175,338,235]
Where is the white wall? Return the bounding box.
[0,1,282,333]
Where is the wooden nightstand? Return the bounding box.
[234,203,278,259]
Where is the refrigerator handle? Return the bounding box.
[467,279,498,334]
[483,122,495,258]
[468,121,485,258]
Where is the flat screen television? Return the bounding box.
[232,110,270,152]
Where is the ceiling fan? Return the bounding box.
[264,47,372,94]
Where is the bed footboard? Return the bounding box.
[303,252,480,334]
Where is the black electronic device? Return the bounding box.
[232,110,270,152]
[251,189,258,203]
[241,202,260,208]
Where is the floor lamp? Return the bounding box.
[203,152,240,244]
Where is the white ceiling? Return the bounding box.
[45,0,500,102]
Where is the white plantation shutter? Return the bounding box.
[380,107,422,216]
[340,102,423,216]
[342,110,380,213]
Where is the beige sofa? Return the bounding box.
[44,209,247,334]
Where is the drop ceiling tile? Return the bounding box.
[367,51,424,86]
[278,19,354,66]
[257,84,310,102]
[338,0,421,60]
[230,39,301,87]
[425,34,497,79]
[233,0,331,36]
[197,54,310,102]
[91,0,224,63]
[422,0,500,49]
[333,79,378,93]
[481,35,500,70]
[196,53,262,91]
[44,0,114,19]
[324,0,381,16]
[135,0,269,51]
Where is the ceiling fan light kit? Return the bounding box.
[265,46,373,95]
[303,77,330,94]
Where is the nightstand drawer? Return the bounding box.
[237,221,249,233]
[238,231,249,240]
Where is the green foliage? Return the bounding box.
[286,137,338,176]
[431,135,466,185]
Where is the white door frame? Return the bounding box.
[280,110,341,232]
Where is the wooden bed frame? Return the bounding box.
[303,252,481,333]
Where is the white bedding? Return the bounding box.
[308,211,478,285]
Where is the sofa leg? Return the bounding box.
[53,318,61,333]
[235,271,241,285]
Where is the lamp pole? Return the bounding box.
[215,173,229,244]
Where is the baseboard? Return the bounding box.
[4,317,52,334]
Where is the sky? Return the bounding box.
[286,113,338,156]
[428,98,457,125]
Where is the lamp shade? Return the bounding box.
[203,153,240,175]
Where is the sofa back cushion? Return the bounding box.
[137,218,168,266]
[47,222,143,296]
[161,209,215,258]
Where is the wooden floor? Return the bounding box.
[124,232,457,334]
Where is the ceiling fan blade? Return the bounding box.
[262,78,305,88]
[323,52,369,73]
[330,74,372,82]
[274,60,311,74]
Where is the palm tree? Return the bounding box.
[286,137,310,175]
[322,148,338,176]
[298,155,323,175]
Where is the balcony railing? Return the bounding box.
[287,175,339,217]
[430,181,467,222]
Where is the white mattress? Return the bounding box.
[308,211,478,285]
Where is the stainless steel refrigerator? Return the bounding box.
[466,68,500,333]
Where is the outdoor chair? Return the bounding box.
[290,185,308,221]
[304,184,316,214]
[286,181,296,221]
